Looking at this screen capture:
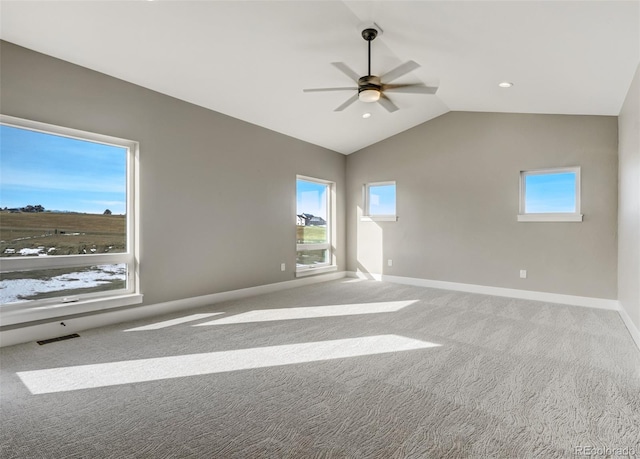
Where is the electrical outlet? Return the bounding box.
[281,263,286,271]
[388,259,393,267]
[520,270,527,279]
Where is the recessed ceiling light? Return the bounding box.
[362,113,372,119]
[498,82,514,88]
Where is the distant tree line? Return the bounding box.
[6,204,46,213]
[2,205,116,215]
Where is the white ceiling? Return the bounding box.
[1,1,639,154]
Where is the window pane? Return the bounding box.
[0,263,127,304]
[296,249,328,267]
[0,125,127,257]
[525,172,576,213]
[369,184,396,215]
[296,179,328,244]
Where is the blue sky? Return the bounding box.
[297,179,327,218]
[0,125,127,214]
[369,184,396,215]
[525,172,576,213]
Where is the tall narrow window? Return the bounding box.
[518,167,582,222]
[296,176,334,276]
[0,115,140,324]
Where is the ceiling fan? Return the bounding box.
[303,25,438,113]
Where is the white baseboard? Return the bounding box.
[347,271,620,310]
[618,305,640,351]
[4,270,638,354]
[0,271,347,348]
[347,271,640,352]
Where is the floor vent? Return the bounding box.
[37,334,80,345]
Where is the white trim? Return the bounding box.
[295,265,338,278]
[296,175,335,275]
[1,294,144,328]
[296,243,329,252]
[0,271,347,348]
[348,272,639,352]
[364,181,397,220]
[519,166,582,221]
[347,271,619,310]
[360,216,398,222]
[0,114,140,304]
[0,252,132,272]
[618,305,640,351]
[517,213,583,222]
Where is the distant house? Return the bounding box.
[297,213,326,226]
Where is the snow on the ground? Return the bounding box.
[0,264,127,304]
[18,248,45,256]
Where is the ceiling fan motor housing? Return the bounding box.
[358,75,381,92]
[358,75,381,102]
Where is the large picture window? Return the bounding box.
[0,115,140,325]
[296,176,335,276]
[518,167,582,222]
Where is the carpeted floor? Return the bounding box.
[1,279,639,458]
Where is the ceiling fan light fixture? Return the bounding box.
[359,89,380,103]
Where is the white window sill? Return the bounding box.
[517,213,583,222]
[361,216,398,222]
[0,293,144,327]
[295,265,338,278]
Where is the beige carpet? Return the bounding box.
[1,279,639,458]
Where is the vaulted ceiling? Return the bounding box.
[1,1,638,154]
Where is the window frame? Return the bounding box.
[0,115,141,326]
[362,180,397,222]
[295,175,336,277]
[517,166,583,222]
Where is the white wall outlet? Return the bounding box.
[520,269,527,279]
[281,263,286,272]
[388,259,393,267]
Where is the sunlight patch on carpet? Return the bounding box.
[124,313,223,331]
[194,301,418,326]
[17,334,440,394]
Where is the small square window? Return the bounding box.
[518,167,582,222]
[363,181,397,221]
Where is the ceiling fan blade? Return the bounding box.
[377,94,399,113]
[303,87,357,92]
[334,94,359,112]
[331,62,361,82]
[381,60,420,83]
[382,84,438,94]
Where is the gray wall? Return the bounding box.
[0,41,346,307]
[618,63,640,330]
[0,39,624,312]
[346,111,618,299]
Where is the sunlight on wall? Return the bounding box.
[194,300,417,326]
[17,335,440,394]
[356,205,384,275]
[123,313,223,331]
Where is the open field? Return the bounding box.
[296,225,327,244]
[296,225,328,265]
[0,212,126,256]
